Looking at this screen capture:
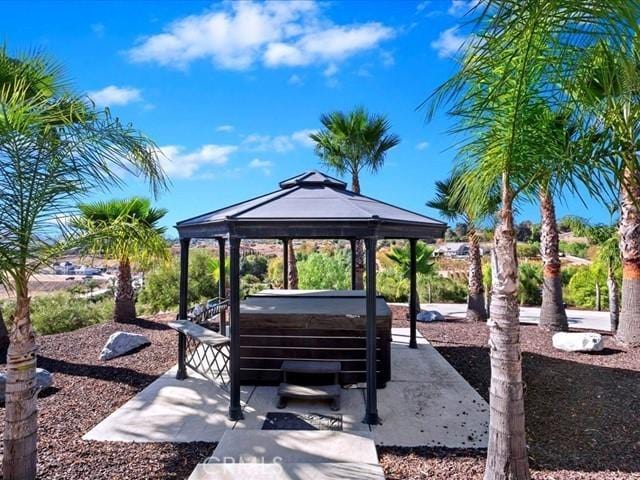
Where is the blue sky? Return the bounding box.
[1,0,609,232]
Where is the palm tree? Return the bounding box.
[425,1,638,477]
[385,241,436,310]
[572,40,640,346]
[566,216,621,332]
[309,107,400,288]
[427,174,498,321]
[0,49,166,479]
[72,198,170,323]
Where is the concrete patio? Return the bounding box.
[84,327,489,448]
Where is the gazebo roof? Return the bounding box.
[176,171,447,239]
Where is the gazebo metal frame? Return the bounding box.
[175,171,447,424]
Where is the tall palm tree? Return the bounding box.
[426,1,638,478]
[573,40,640,346]
[72,198,170,323]
[309,107,400,289]
[427,174,498,321]
[0,49,166,479]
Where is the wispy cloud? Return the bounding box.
[241,129,316,153]
[88,85,142,107]
[91,23,105,38]
[127,1,394,72]
[448,0,480,17]
[416,141,429,150]
[431,26,467,58]
[216,124,234,132]
[160,144,237,179]
[288,74,304,86]
[248,158,273,175]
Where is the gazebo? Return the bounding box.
[175,171,447,424]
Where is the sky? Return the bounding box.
[1,0,610,233]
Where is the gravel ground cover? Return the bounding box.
[384,305,640,479]
[1,307,638,479]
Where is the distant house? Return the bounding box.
[434,242,485,258]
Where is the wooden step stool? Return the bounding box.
[277,360,341,411]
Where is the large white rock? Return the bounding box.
[417,310,445,322]
[552,332,603,352]
[0,368,53,402]
[100,331,150,361]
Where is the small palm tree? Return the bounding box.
[310,107,400,288]
[73,198,170,323]
[0,49,166,479]
[427,174,498,321]
[386,241,436,310]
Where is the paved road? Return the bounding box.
[391,302,611,332]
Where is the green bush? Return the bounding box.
[378,269,409,302]
[298,252,350,290]
[517,242,540,259]
[565,265,608,309]
[241,254,268,278]
[139,250,220,314]
[518,263,542,305]
[423,277,468,303]
[1,292,112,335]
[560,241,589,258]
[267,257,284,288]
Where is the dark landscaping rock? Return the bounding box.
[99,331,150,361]
[417,310,445,322]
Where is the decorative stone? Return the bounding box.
[417,310,445,322]
[552,332,603,352]
[100,331,150,361]
[0,368,53,402]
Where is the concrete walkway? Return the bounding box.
[84,327,489,448]
[391,302,611,331]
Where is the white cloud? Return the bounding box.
[128,1,394,71]
[248,158,274,175]
[242,129,316,153]
[416,141,429,150]
[416,1,430,12]
[160,144,237,179]
[288,74,304,85]
[448,0,480,17]
[216,124,234,132]
[431,26,467,58]
[323,63,338,77]
[88,85,142,107]
[91,23,105,38]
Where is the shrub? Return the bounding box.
[2,292,112,335]
[297,252,350,290]
[267,257,284,288]
[240,254,268,278]
[378,269,409,302]
[517,242,540,259]
[424,277,468,303]
[559,241,589,258]
[565,265,608,309]
[518,262,542,305]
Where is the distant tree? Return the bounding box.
[73,198,169,323]
[385,242,437,311]
[288,240,298,289]
[516,221,533,243]
[427,174,499,321]
[309,107,400,289]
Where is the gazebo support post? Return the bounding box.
[217,237,226,335]
[177,237,190,380]
[229,237,243,420]
[409,238,418,349]
[350,239,357,291]
[364,237,379,425]
[282,238,289,290]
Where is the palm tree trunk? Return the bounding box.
[538,190,568,332]
[0,308,9,360]
[484,184,530,480]
[467,228,487,321]
[3,291,38,480]
[288,240,298,289]
[617,167,640,346]
[608,265,620,333]
[114,258,136,323]
[352,172,365,289]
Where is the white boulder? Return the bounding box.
[0,368,53,402]
[417,310,445,322]
[552,332,603,352]
[100,331,150,361]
